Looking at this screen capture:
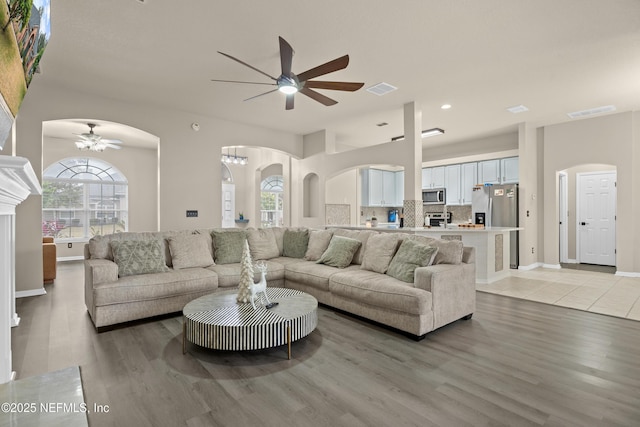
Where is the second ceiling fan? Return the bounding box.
[212,36,364,110]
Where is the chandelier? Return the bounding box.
[221,148,248,165]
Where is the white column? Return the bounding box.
[0,156,41,384]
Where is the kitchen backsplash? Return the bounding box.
[360,204,472,224]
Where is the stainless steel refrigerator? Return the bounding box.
[472,184,519,268]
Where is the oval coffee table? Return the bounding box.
[183,287,317,359]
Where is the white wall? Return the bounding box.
[14,78,302,293]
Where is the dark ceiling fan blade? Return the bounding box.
[243,88,279,102]
[304,81,364,91]
[279,37,294,77]
[218,51,278,81]
[285,94,295,110]
[211,79,276,86]
[296,55,350,83]
[300,87,338,106]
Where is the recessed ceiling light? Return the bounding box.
[506,105,529,114]
[366,82,397,96]
[441,104,452,110]
[567,105,616,119]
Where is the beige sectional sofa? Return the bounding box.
[84,227,476,338]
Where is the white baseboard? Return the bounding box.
[563,259,578,264]
[16,288,47,298]
[615,271,640,278]
[542,263,562,269]
[518,262,542,271]
[57,256,84,262]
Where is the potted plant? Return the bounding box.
[239,212,244,220]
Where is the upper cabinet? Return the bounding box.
[422,166,445,189]
[444,164,461,205]
[478,159,501,185]
[461,162,478,205]
[361,169,404,207]
[501,157,519,184]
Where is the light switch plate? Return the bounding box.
[186,210,198,218]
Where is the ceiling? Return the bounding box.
[40,0,640,150]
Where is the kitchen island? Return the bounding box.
[328,225,521,284]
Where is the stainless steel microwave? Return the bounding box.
[422,188,446,205]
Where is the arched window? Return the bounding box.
[42,158,128,239]
[260,175,283,227]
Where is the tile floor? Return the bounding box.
[477,267,640,321]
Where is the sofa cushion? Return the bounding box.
[304,229,334,261]
[330,228,375,265]
[246,228,279,260]
[386,239,438,283]
[168,234,214,269]
[283,229,309,258]
[211,230,247,264]
[208,260,285,288]
[360,233,400,273]
[93,268,218,306]
[110,240,170,277]
[285,260,359,292]
[408,235,463,265]
[329,269,432,315]
[316,235,362,268]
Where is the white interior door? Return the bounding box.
[577,171,616,266]
[559,173,568,263]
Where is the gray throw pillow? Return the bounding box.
[316,235,362,268]
[246,228,280,260]
[211,230,247,264]
[110,240,169,277]
[408,235,463,265]
[167,234,214,269]
[304,229,334,261]
[360,233,400,273]
[283,229,309,258]
[386,239,439,283]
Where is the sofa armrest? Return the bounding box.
[84,258,118,319]
[414,262,476,329]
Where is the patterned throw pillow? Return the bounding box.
[386,239,439,283]
[211,230,247,264]
[282,229,310,258]
[110,240,169,277]
[316,235,362,268]
[167,234,214,269]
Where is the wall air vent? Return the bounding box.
[366,82,398,96]
[567,105,616,119]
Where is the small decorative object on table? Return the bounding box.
[237,240,272,309]
[371,217,378,227]
[239,212,244,220]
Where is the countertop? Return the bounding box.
[328,224,522,233]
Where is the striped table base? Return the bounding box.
[183,288,318,359]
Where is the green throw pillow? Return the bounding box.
[110,240,169,277]
[283,229,310,258]
[211,230,247,264]
[316,235,362,268]
[386,239,438,283]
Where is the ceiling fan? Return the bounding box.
[74,123,123,152]
[211,36,365,110]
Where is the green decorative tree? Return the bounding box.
[236,239,253,304]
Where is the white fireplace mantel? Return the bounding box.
[0,155,41,384]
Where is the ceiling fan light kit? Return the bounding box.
[212,36,364,110]
[74,123,123,152]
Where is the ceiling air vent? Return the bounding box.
[506,105,529,114]
[366,82,397,96]
[567,105,616,119]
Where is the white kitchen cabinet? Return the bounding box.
[422,166,445,189]
[445,164,461,205]
[478,159,501,185]
[361,169,401,206]
[501,157,519,184]
[461,162,478,204]
[395,171,404,206]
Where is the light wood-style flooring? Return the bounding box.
[11,261,640,426]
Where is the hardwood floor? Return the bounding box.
[11,261,640,426]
